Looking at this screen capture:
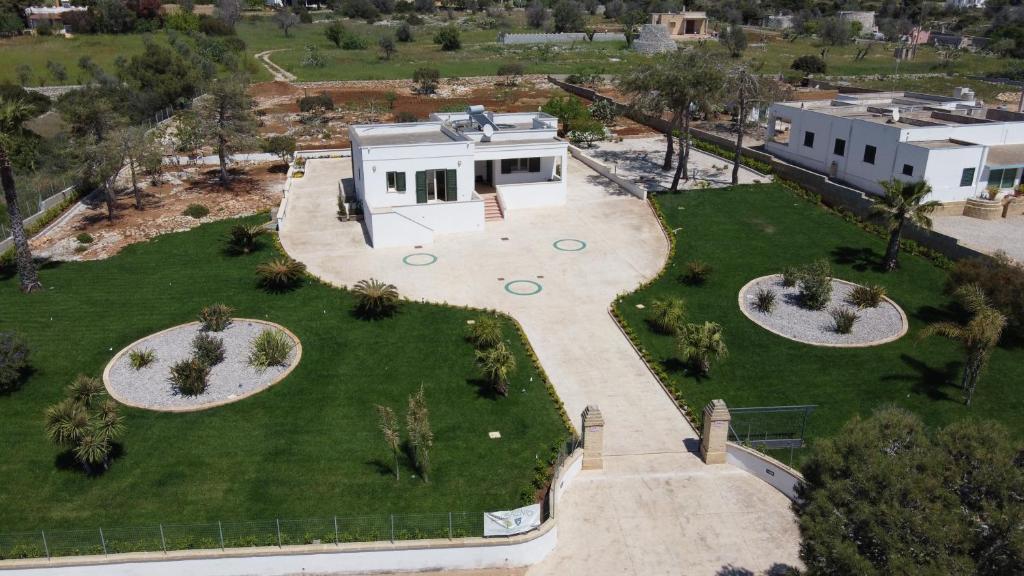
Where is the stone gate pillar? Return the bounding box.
[700,399,731,465]
[581,405,604,470]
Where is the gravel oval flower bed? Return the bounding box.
[738,275,908,347]
[103,319,301,412]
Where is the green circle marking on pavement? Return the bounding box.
[504,280,543,296]
[402,253,438,266]
[553,239,587,252]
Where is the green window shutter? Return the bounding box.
[396,172,406,192]
[528,157,540,172]
[500,159,512,174]
[415,171,427,203]
[445,169,457,201]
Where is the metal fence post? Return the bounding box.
[218,521,224,550]
[99,528,107,555]
[41,530,49,559]
[276,519,282,547]
[389,514,395,543]
[159,524,166,553]
[448,512,453,540]
[333,516,339,546]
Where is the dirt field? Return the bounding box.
[32,162,284,261]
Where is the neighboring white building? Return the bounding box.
[947,0,985,8]
[765,90,1024,203]
[348,106,569,248]
[836,10,876,33]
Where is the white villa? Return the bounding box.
[765,90,1024,204]
[348,106,569,248]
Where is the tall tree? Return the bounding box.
[617,58,678,171]
[921,284,1007,406]
[870,179,940,272]
[405,384,433,482]
[725,64,761,185]
[80,135,125,221]
[196,75,256,186]
[668,52,725,191]
[115,125,162,210]
[0,98,42,292]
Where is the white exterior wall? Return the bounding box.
[354,144,475,208]
[493,157,558,186]
[920,146,987,202]
[393,198,485,234]
[496,181,567,217]
[363,210,435,248]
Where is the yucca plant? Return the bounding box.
[353,278,400,319]
[192,333,226,367]
[225,224,268,255]
[830,307,860,334]
[248,329,294,371]
[44,376,125,474]
[467,316,504,349]
[847,284,886,309]
[648,297,687,335]
[256,258,307,292]
[128,348,157,370]
[67,374,105,408]
[475,341,517,397]
[754,287,777,314]
[169,357,211,396]
[199,304,234,332]
[677,321,728,376]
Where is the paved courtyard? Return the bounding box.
[280,157,801,575]
[932,215,1024,263]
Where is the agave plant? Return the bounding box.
[226,224,268,255]
[475,341,517,397]
[256,258,307,292]
[353,278,400,319]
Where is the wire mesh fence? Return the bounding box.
[0,511,492,561]
[727,405,817,467]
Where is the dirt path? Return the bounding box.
[255,49,297,82]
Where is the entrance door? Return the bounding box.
[432,170,447,201]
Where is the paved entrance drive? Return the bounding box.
[932,215,1024,263]
[281,158,801,575]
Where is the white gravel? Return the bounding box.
[739,275,907,347]
[105,320,299,411]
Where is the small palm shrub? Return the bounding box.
[353,278,400,319]
[677,321,728,376]
[681,261,712,285]
[753,287,777,314]
[475,341,517,397]
[798,259,833,310]
[248,329,293,371]
[199,304,234,332]
[169,358,210,396]
[847,284,886,309]
[76,232,94,244]
[192,333,226,367]
[830,307,860,334]
[781,266,801,287]
[226,224,267,255]
[128,348,156,370]
[256,258,307,292]
[183,204,210,219]
[467,316,504,349]
[44,376,125,473]
[648,297,687,335]
[0,331,30,392]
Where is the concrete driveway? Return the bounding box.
[932,215,1024,263]
[280,158,801,575]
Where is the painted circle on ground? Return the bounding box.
[553,239,587,252]
[402,253,438,266]
[504,280,543,296]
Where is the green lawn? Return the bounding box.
[614,184,1024,465]
[0,216,568,535]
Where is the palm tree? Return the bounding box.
[678,321,728,376]
[725,64,761,185]
[475,341,517,396]
[0,98,42,292]
[353,278,400,319]
[648,297,687,335]
[921,284,1006,406]
[467,315,504,348]
[44,398,90,448]
[871,179,940,272]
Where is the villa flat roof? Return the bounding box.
[911,139,972,149]
[356,130,457,146]
[475,137,562,147]
[986,143,1024,166]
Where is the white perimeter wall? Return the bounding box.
[393,199,485,234]
[496,180,566,217]
[725,443,802,502]
[364,210,434,248]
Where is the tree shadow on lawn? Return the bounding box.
[54,443,126,477]
[0,258,64,282]
[661,357,711,384]
[830,245,884,273]
[0,366,36,397]
[467,377,501,400]
[882,353,962,402]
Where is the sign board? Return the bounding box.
[483,503,542,537]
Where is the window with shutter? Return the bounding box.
[396,172,406,192]
[415,171,427,204]
[445,169,457,201]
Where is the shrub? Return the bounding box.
[341,34,367,50]
[677,321,728,376]
[169,357,210,396]
[791,55,827,75]
[183,204,210,219]
[353,278,400,318]
[475,341,517,397]
[413,67,440,94]
[588,99,617,125]
[225,223,267,255]
[192,333,226,367]
[396,21,413,42]
[76,232,94,244]
[754,287,777,314]
[298,93,334,113]
[394,111,418,122]
[301,44,326,67]
[199,304,234,332]
[0,332,30,392]
[947,252,1024,338]
[248,329,293,371]
[497,62,525,86]
[256,258,307,292]
[128,348,156,370]
[378,34,396,59]
[781,266,801,287]
[830,307,860,334]
[681,260,712,285]
[847,284,886,309]
[648,297,686,335]
[468,316,504,348]
[798,259,832,310]
[432,24,461,51]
